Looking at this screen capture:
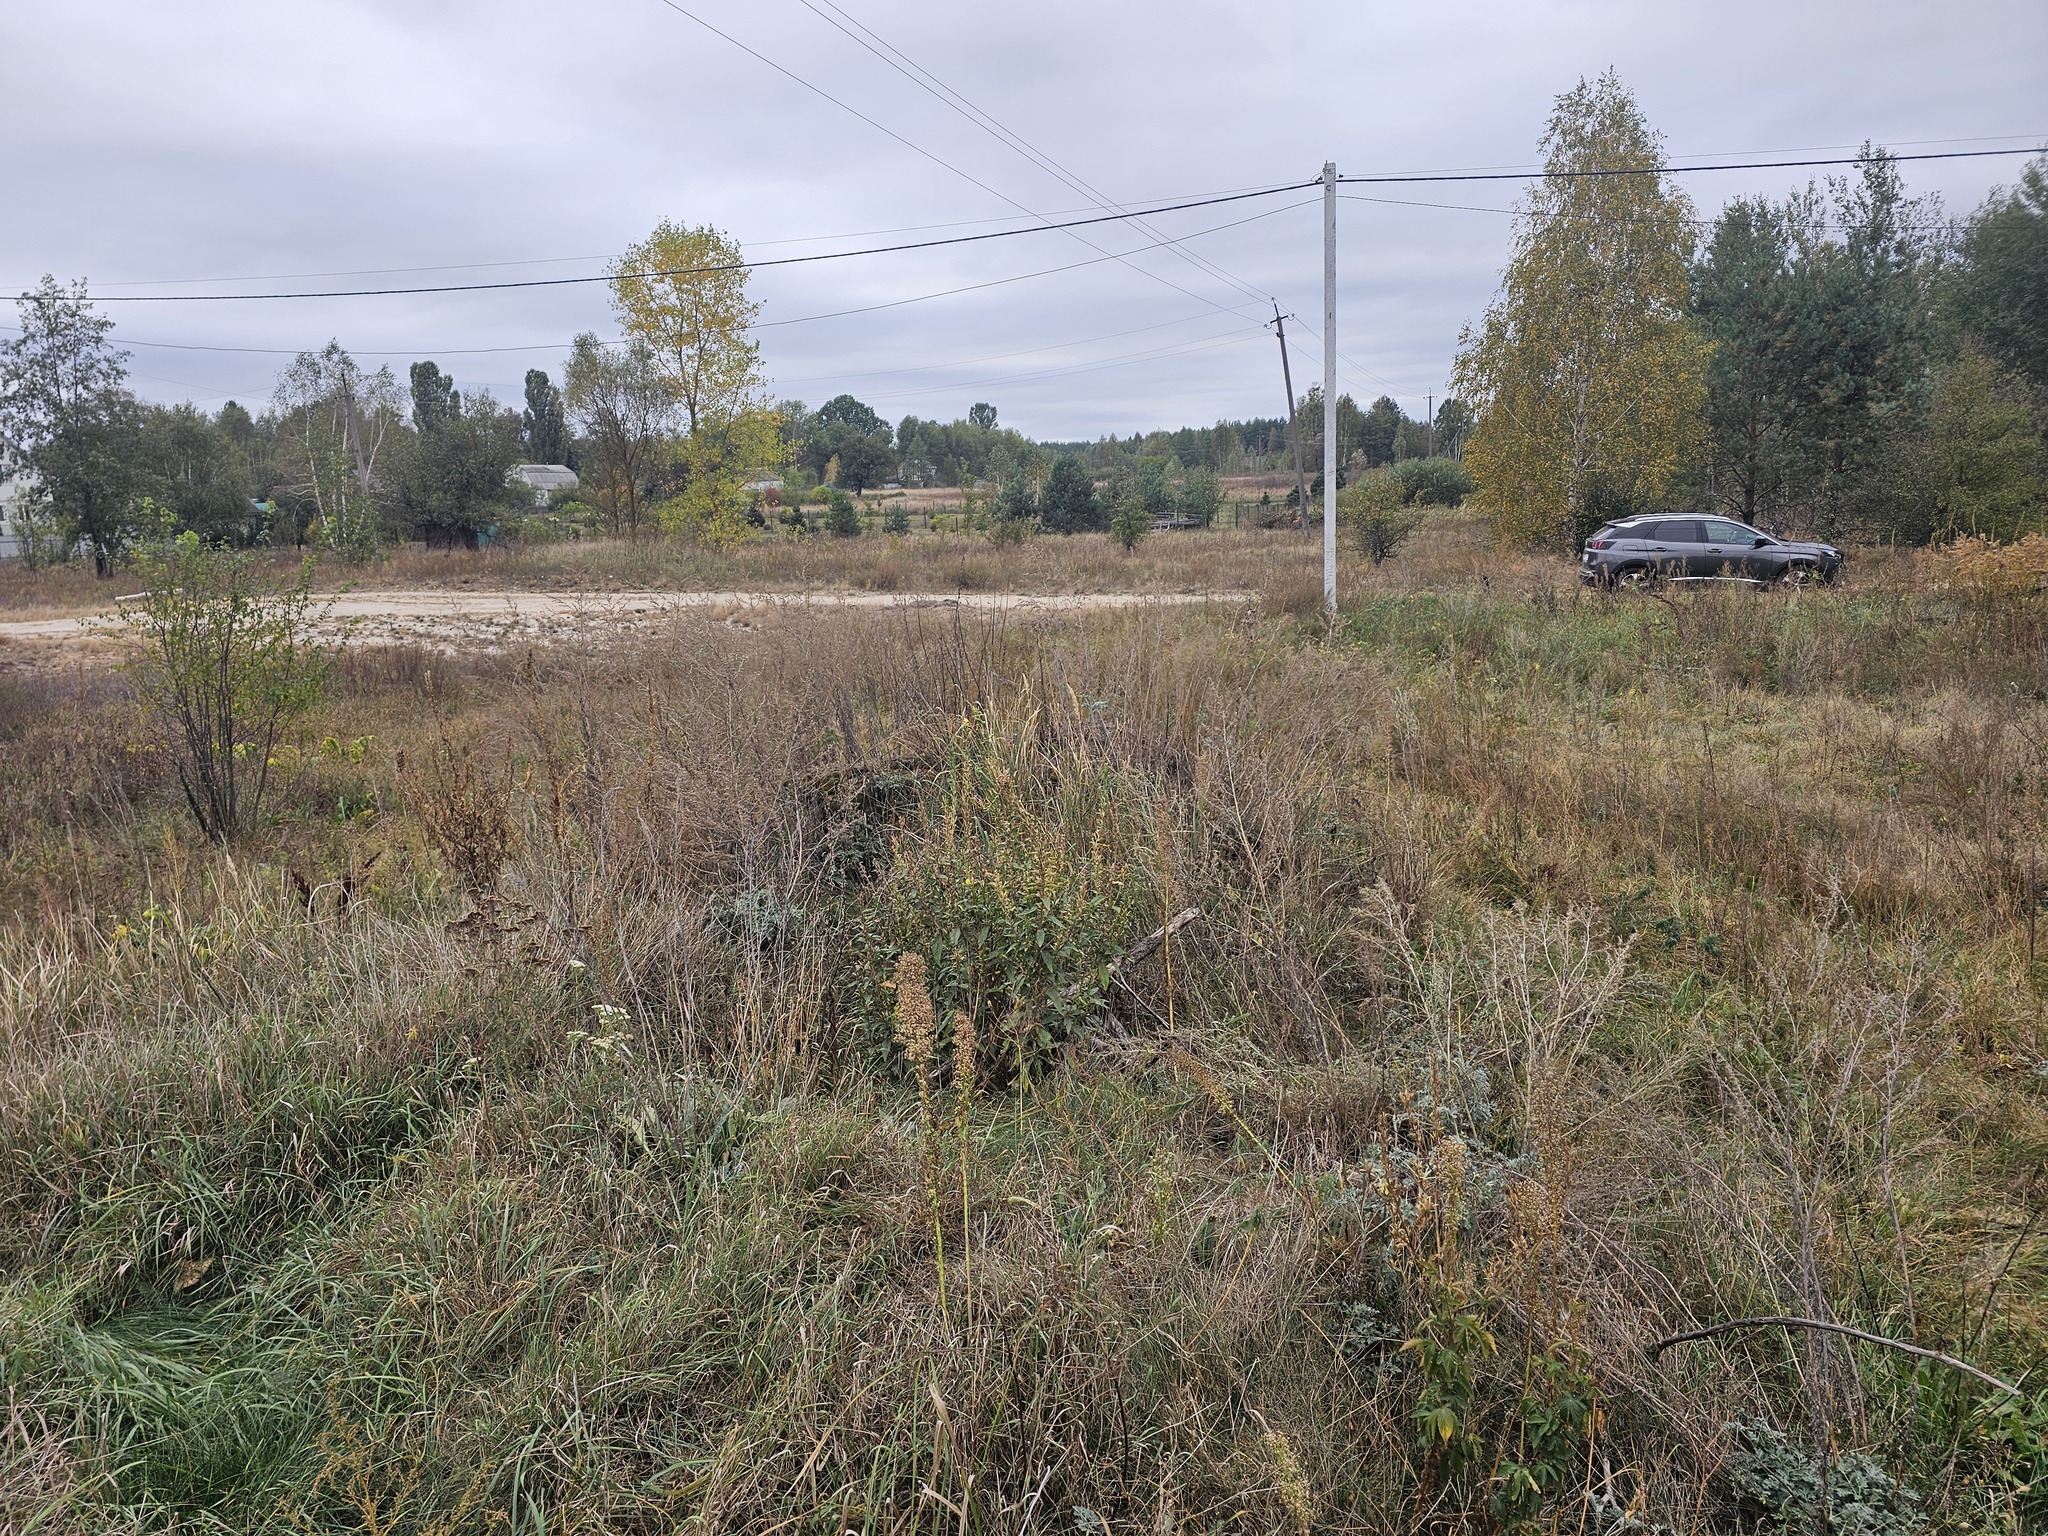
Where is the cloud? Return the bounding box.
[4,0,2042,436]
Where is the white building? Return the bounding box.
[508,464,579,506]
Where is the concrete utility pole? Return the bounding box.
[1271,302,1310,535]
[1322,161,1337,617]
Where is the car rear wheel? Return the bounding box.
[1610,563,1658,591]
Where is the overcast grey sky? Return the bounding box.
[3,0,2043,440]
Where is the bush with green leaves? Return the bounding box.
[1339,471,1426,564]
[1177,465,1222,527]
[1108,494,1149,552]
[120,531,332,841]
[1387,456,1475,507]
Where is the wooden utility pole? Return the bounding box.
[1271,302,1310,534]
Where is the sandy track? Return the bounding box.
[0,587,1245,643]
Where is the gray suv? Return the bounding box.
[1580,516,1841,589]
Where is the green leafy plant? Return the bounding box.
[1977,1388,2048,1524]
[1491,1345,1601,1525]
[1403,1279,1495,1486]
[1726,1419,1924,1536]
[120,531,331,841]
[852,706,1143,1079]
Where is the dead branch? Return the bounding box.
[1648,1316,2020,1397]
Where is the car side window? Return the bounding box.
[1659,520,1705,543]
[1704,520,1755,545]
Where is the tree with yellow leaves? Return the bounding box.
[611,221,782,543]
[1452,72,1708,550]
[610,221,764,435]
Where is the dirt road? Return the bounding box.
[0,587,1245,646]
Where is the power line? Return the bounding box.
[1339,193,1964,231]
[2,201,1313,368]
[772,309,1224,385]
[647,0,1265,326]
[754,198,1314,326]
[1338,145,2040,186]
[793,0,1270,315]
[54,182,1316,304]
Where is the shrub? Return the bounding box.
[1177,466,1222,527]
[883,501,910,535]
[1339,471,1425,564]
[848,707,1144,1081]
[119,533,331,841]
[1109,494,1149,552]
[1388,456,1475,507]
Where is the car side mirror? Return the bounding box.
[1753,537,1769,547]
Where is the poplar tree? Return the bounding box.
[609,221,763,438]
[522,368,568,465]
[1452,72,1707,549]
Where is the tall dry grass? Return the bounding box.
[1,550,2045,1531]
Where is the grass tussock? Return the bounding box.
[2,527,2047,1532]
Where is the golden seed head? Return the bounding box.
[952,1008,976,1092]
[1263,1427,1312,1536]
[892,950,936,1068]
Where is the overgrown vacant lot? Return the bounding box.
[2,536,2046,1532]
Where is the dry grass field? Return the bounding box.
[0,513,2044,1532]
[0,527,1322,621]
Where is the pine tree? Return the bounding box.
[1038,455,1101,534]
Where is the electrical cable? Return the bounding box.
[860,328,1269,403]
[794,0,1271,315]
[646,0,1268,325]
[754,198,1314,326]
[54,182,1317,304]
[1337,145,2040,185]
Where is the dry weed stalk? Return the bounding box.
[892,949,947,1321]
[953,1004,976,1305]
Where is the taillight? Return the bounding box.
[1586,538,1613,550]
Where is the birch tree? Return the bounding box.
[272,343,401,560]
[563,333,668,538]
[1452,72,1707,549]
